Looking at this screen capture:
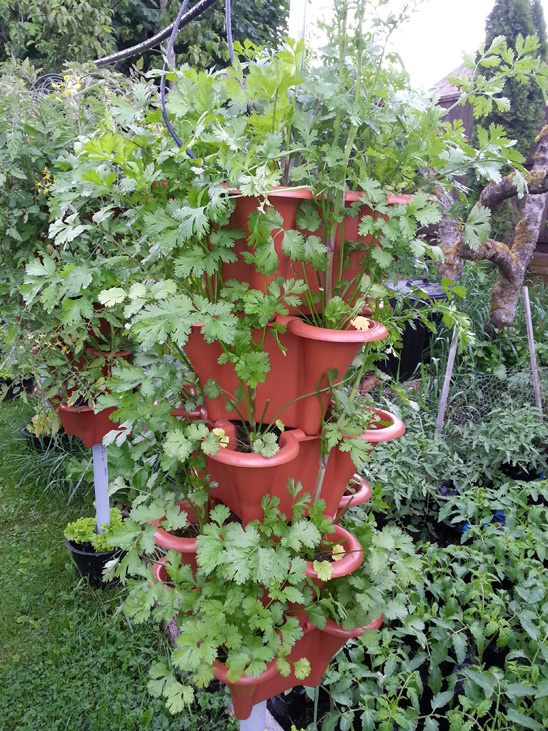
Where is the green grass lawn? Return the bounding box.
[0,400,236,731]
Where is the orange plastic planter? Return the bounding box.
[185,314,388,435]
[205,409,404,524]
[57,403,122,449]
[220,188,315,292]
[150,501,200,576]
[303,523,364,591]
[214,614,383,720]
[294,192,411,307]
[219,189,410,307]
[334,474,372,517]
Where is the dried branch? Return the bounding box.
[438,125,548,331]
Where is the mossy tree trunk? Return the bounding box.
[438,125,548,332]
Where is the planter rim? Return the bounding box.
[152,557,174,587]
[57,402,116,417]
[152,500,199,552]
[337,474,372,510]
[304,524,363,581]
[63,537,118,558]
[208,419,304,468]
[323,614,384,636]
[21,424,64,440]
[279,314,388,344]
[358,408,405,444]
[57,402,95,415]
[227,185,315,201]
[344,190,411,206]
[226,187,410,206]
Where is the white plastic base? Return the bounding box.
[240,700,267,731]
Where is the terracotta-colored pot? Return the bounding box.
[219,188,315,292]
[185,313,388,435]
[335,474,372,517]
[293,192,411,308]
[303,523,363,591]
[150,501,200,576]
[56,403,122,449]
[214,614,383,720]
[205,409,404,524]
[152,557,176,590]
[219,189,410,309]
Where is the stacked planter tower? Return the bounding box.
[150,192,406,724]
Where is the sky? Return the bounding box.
[304,0,548,90]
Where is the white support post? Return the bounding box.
[288,0,307,40]
[239,701,267,731]
[523,285,544,421]
[92,442,110,532]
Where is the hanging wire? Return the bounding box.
[32,73,64,94]
[160,0,195,155]
[95,0,219,68]
[160,0,235,155]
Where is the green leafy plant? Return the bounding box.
[64,506,124,552]
[23,0,542,468]
[111,481,420,715]
[26,405,62,437]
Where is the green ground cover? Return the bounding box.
[0,400,236,731]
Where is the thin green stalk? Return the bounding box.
[313,685,320,728]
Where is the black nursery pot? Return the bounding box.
[500,462,542,482]
[268,686,332,731]
[64,539,119,588]
[1,378,35,400]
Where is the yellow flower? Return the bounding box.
[212,428,229,448]
[350,316,370,331]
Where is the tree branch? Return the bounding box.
[94,0,220,68]
[438,125,548,331]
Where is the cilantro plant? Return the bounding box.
[109,481,421,716]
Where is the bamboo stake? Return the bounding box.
[435,327,459,435]
[522,285,544,421]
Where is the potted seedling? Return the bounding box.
[22,251,135,446]
[64,506,124,588]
